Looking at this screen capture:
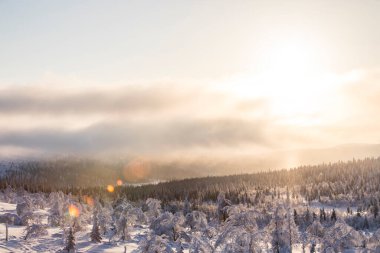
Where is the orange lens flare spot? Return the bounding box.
[123,158,151,182]
[68,204,80,218]
[116,179,123,186]
[107,185,115,193]
[83,195,94,207]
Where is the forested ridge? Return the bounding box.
[1,157,380,205]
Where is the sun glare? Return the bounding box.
[264,40,316,75]
[260,39,333,122]
[222,36,334,125]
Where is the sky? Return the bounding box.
[0,0,380,174]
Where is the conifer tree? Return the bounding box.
[312,212,317,221]
[374,203,379,218]
[183,197,191,216]
[310,242,316,253]
[90,211,102,243]
[363,216,370,230]
[305,208,311,223]
[65,227,76,253]
[293,209,298,225]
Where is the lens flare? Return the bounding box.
[107,185,115,193]
[116,179,123,186]
[123,158,151,182]
[83,195,94,207]
[68,204,80,218]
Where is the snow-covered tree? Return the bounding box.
[16,201,33,217]
[72,216,85,234]
[144,198,162,221]
[90,210,102,243]
[108,222,117,243]
[24,224,48,240]
[96,203,112,235]
[189,233,214,253]
[183,197,191,216]
[217,192,232,222]
[322,219,365,251]
[307,220,325,238]
[64,227,76,253]
[138,234,174,253]
[20,211,39,226]
[214,209,271,252]
[48,199,65,227]
[186,211,208,231]
[151,212,186,241]
[112,199,146,241]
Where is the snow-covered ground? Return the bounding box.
[0,201,151,253]
[0,190,379,252]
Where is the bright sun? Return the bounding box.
[223,36,333,125]
[259,39,326,120]
[264,40,316,76]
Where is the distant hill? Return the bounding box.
[0,143,379,188]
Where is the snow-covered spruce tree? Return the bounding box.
[186,210,208,231]
[72,216,85,234]
[305,208,311,225]
[310,241,316,253]
[270,206,283,253]
[373,203,379,219]
[24,224,48,240]
[286,206,300,251]
[138,234,174,253]
[112,199,133,241]
[307,220,325,238]
[268,204,300,252]
[112,200,146,241]
[150,212,186,241]
[322,219,365,251]
[65,227,76,253]
[20,211,39,226]
[90,210,102,243]
[183,196,191,216]
[16,200,34,217]
[49,199,65,227]
[118,216,128,241]
[189,234,214,253]
[108,222,117,243]
[32,193,46,209]
[144,198,162,221]
[312,211,317,221]
[294,209,298,225]
[214,208,272,252]
[176,242,184,253]
[217,192,232,222]
[97,202,112,235]
[363,215,370,230]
